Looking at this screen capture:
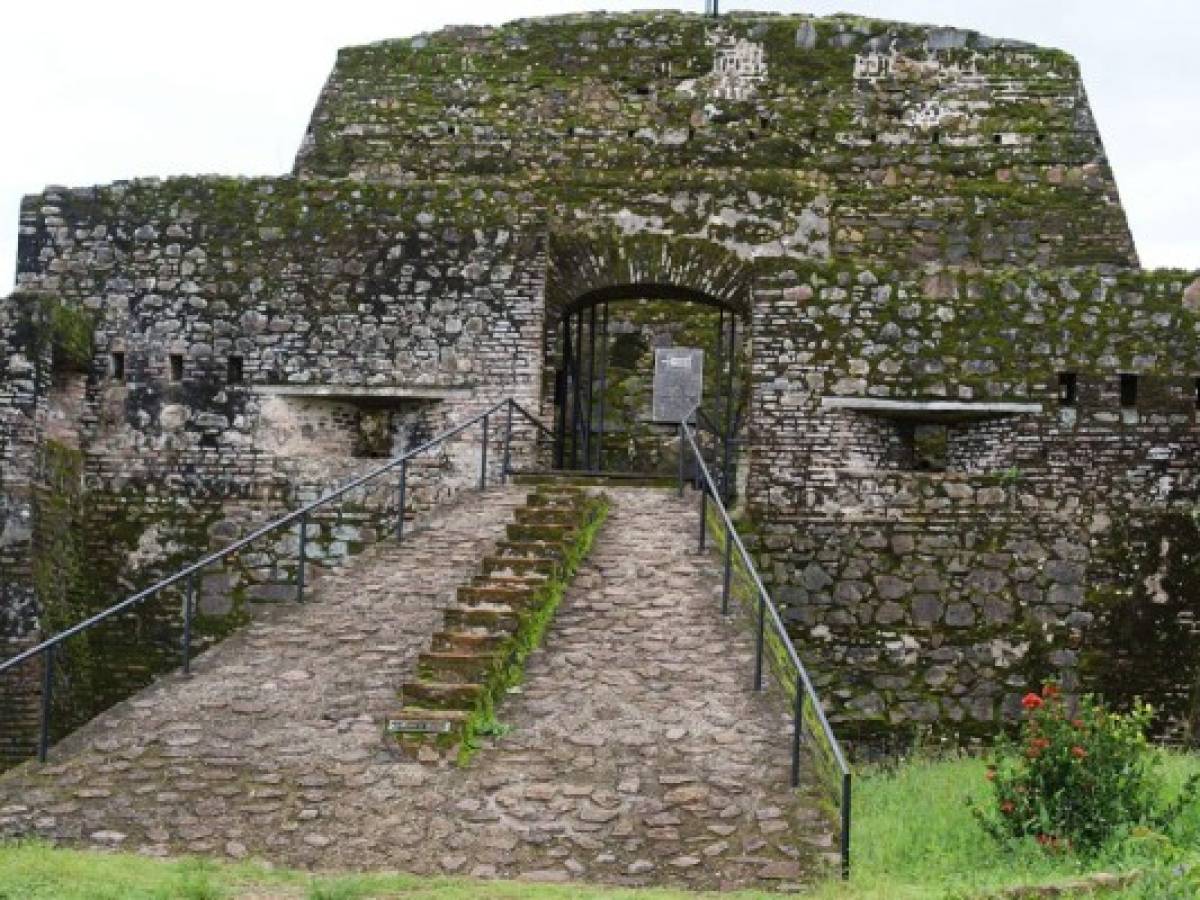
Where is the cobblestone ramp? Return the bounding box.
[0,487,832,891]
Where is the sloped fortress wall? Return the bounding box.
[1,10,1197,759]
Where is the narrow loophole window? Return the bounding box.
[170,354,184,383]
[228,355,244,385]
[1058,373,1077,407]
[1120,374,1138,408]
[111,352,125,381]
[1194,378,1200,410]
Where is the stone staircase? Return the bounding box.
[389,484,607,757]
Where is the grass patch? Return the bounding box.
[807,749,1200,899]
[0,840,771,899]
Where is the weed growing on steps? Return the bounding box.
[456,492,610,765]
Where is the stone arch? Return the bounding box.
[545,230,755,323]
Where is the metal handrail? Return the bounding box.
[679,410,852,880]
[2,397,549,762]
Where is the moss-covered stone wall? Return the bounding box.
[297,11,1136,269]
[747,264,1200,744]
[2,10,1192,755]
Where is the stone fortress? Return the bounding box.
[3,7,1200,764]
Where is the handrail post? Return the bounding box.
[722,521,733,615]
[754,592,765,691]
[38,644,54,763]
[502,400,514,485]
[677,423,685,498]
[480,413,490,490]
[297,513,308,602]
[698,485,707,552]
[791,674,805,787]
[841,773,853,880]
[396,459,408,543]
[182,575,195,676]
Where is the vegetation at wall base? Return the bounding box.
[973,683,1199,855]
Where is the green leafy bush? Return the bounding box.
[976,683,1199,854]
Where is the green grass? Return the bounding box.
[806,749,1200,899]
[2,752,1198,899]
[0,841,770,899]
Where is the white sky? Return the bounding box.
[1,0,1197,291]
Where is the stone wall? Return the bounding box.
[297,11,1136,270]
[745,265,1200,743]
[1,176,548,767]
[2,10,1195,758]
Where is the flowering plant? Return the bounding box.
[976,683,1194,854]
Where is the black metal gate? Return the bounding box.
[552,299,744,499]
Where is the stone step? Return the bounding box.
[525,491,587,509]
[482,555,559,577]
[492,539,568,560]
[506,522,576,543]
[514,471,675,488]
[457,584,540,607]
[418,651,502,684]
[514,506,581,526]
[471,572,548,588]
[401,681,484,711]
[431,630,511,653]
[444,607,521,633]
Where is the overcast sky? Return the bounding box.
[1,1,1196,290]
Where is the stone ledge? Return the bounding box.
[821,397,1044,421]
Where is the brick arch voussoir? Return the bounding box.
[545,231,754,323]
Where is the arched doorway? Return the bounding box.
[542,232,756,490]
[549,285,749,493]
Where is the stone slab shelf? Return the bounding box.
[821,396,1044,422]
[388,484,608,762]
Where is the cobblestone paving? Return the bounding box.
[0,486,832,891]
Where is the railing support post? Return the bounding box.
[791,674,805,787]
[754,593,765,691]
[502,400,514,485]
[722,522,733,615]
[38,644,54,763]
[297,513,308,602]
[841,774,853,880]
[480,413,490,490]
[677,423,685,498]
[182,575,195,676]
[396,459,408,543]
[698,487,707,552]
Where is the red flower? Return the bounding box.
[985,768,996,782]
[1042,684,1060,699]
[1001,801,1015,814]
[1071,718,1085,729]
[1071,746,1087,759]
[1022,692,1044,711]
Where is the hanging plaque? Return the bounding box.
[652,348,704,423]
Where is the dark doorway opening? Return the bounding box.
[551,287,747,497]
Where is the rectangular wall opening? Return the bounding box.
[227,355,244,385]
[899,422,949,472]
[111,352,125,381]
[1058,372,1077,406]
[1120,374,1138,408]
[169,354,184,383]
